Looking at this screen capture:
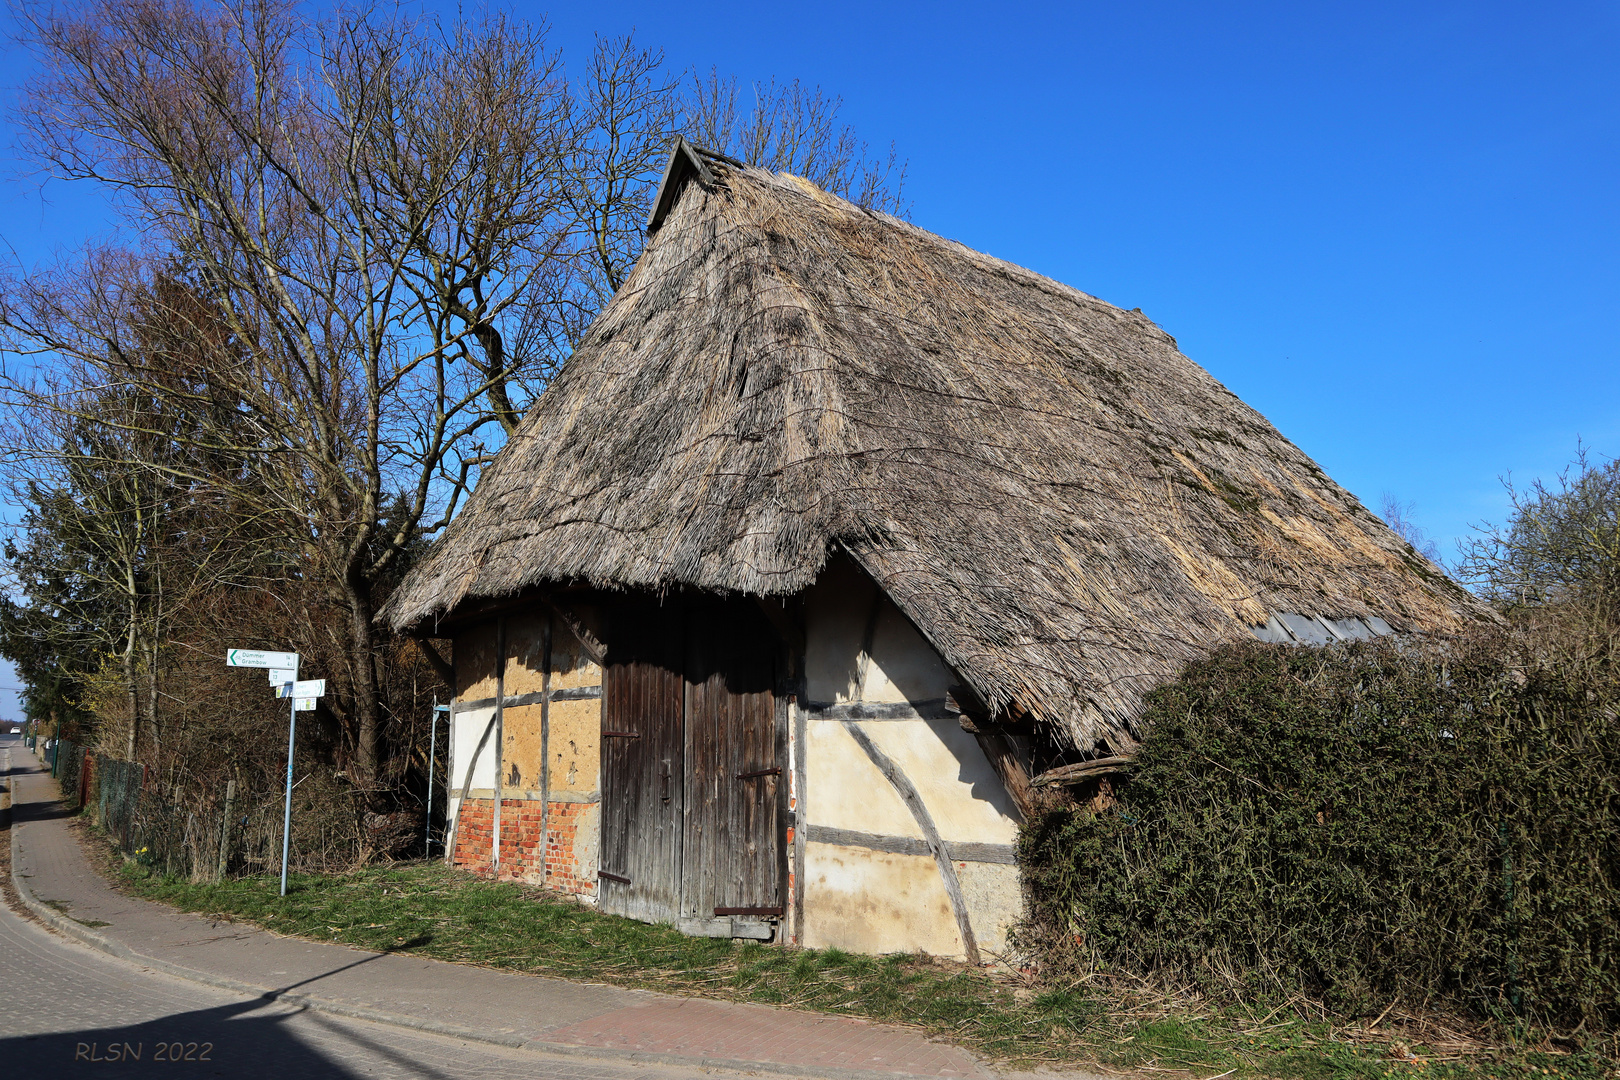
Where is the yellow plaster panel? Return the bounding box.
[550,604,604,689]
[557,660,609,693]
[504,611,551,696]
[804,845,964,958]
[548,698,601,795]
[805,720,922,838]
[456,625,499,700]
[861,720,1021,843]
[500,702,545,791]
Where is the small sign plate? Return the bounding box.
[276,680,326,699]
[294,697,317,712]
[228,649,299,670]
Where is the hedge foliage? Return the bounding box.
[1018,636,1620,1032]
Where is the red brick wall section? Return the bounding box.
[452,798,597,896]
[542,801,596,894]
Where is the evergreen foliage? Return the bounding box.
[1019,635,1620,1033]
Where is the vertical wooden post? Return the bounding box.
[538,615,553,885]
[216,779,237,881]
[792,698,807,945]
[492,618,506,871]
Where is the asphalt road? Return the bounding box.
[0,735,726,1080]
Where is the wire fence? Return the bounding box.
[40,741,308,882]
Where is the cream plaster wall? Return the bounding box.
[956,862,1022,955]
[863,603,956,705]
[569,802,602,886]
[805,720,923,838]
[805,558,871,704]
[800,557,1025,959]
[803,845,961,957]
[860,720,1020,842]
[447,704,496,831]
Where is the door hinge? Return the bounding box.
[736,767,782,780]
[602,730,641,739]
[598,870,632,884]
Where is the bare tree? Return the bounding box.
[1457,446,1620,620]
[3,0,572,793]
[0,262,263,762]
[561,38,910,307]
[560,34,682,303]
[1381,493,1444,564]
[1,1,910,815]
[684,68,908,214]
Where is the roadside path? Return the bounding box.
[4,741,1093,1080]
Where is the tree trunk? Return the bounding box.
[123,615,138,760]
[344,573,383,802]
[144,636,161,754]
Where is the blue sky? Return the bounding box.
[0,1,1616,715]
[519,0,1618,555]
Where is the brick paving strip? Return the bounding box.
[4,745,1099,1080]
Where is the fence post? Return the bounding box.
[217,779,237,881]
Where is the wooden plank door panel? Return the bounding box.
[682,600,782,920]
[599,601,685,923]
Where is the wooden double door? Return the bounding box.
[598,595,787,930]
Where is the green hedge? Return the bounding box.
[1018,637,1620,1032]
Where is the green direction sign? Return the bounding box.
[227,649,299,669]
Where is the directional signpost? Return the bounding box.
[228,649,299,670]
[227,649,327,895]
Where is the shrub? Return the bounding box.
[1018,635,1620,1033]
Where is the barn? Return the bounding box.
[380,139,1490,961]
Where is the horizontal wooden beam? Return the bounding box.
[456,788,601,804]
[803,698,956,721]
[805,824,1016,865]
[1029,755,1135,788]
[451,685,601,715]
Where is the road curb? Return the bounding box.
[4,748,1001,1080]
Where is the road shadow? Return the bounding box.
[0,990,463,1079]
[10,793,74,824]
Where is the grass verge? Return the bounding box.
[114,858,1612,1080]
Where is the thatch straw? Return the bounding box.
[382,149,1493,752]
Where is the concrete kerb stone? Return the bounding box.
[3,752,1008,1080]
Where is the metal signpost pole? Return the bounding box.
[224,650,310,899]
[426,697,437,855]
[426,701,450,856]
[280,683,296,896]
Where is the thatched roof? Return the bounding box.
[383,140,1493,753]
